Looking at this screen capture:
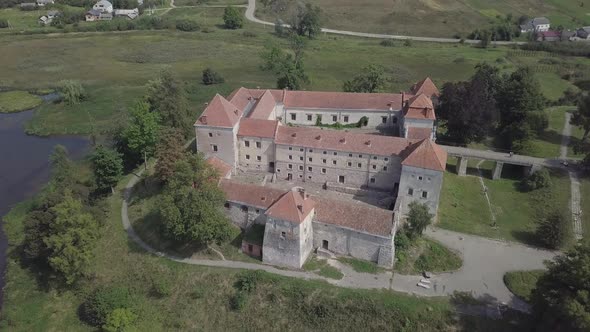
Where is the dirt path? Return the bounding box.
[560,112,583,239]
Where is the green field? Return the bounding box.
[257,0,590,38]
[504,270,545,302]
[395,237,463,275]
[0,90,42,113]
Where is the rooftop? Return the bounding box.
[220,179,285,209]
[205,156,232,179]
[237,118,279,139]
[314,197,394,237]
[196,94,242,128]
[401,138,447,171]
[266,188,315,224]
[410,77,440,98]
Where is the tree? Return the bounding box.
[521,168,552,191]
[158,153,233,244]
[274,18,285,36]
[342,65,386,93]
[571,94,590,142]
[535,211,569,249]
[261,40,309,90]
[44,192,99,285]
[146,70,191,135]
[50,145,75,190]
[91,145,123,193]
[406,201,433,238]
[154,127,185,183]
[201,68,225,85]
[291,3,321,38]
[123,101,160,169]
[81,287,133,327]
[103,308,137,332]
[59,80,86,105]
[223,6,243,29]
[531,242,590,331]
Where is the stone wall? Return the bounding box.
[224,201,267,230]
[262,213,313,269]
[397,165,444,214]
[283,108,401,129]
[237,136,275,171]
[195,125,238,169]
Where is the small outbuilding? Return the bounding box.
[241,224,265,258]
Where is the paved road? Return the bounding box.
[244,0,526,45]
[561,112,583,239]
[121,170,556,311]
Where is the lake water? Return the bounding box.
[0,108,90,308]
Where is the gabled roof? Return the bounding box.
[248,89,277,119]
[195,94,242,128]
[404,94,435,120]
[238,119,279,139]
[219,179,285,209]
[401,139,447,172]
[227,87,255,112]
[283,90,407,111]
[314,197,394,237]
[410,77,440,98]
[265,189,315,224]
[205,156,231,178]
[532,17,550,25]
[406,127,432,140]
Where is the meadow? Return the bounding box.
[256,0,590,38]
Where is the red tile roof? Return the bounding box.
[227,87,255,112]
[404,94,436,120]
[283,90,408,111]
[238,119,279,139]
[206,156,232,178]
[401,139,447,171]
[406,127,432,140]
[195,94,242,128]
[266,189,315,224]
[219,179,285,209]
[248,89,277,119]
[276,125,418,157]
[314,197,394,237]
[411,77,440,98]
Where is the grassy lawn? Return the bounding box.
[256,0,589,38]
[303,255,344,279]
[0,90,42,113]
[395,237,462,275]
[526,106,572,158]
[338,256,385,274]
[439,158,572,246]
[503,270,545,302]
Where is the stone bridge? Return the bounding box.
[440,145,565,180]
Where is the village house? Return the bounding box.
[93,0,113,13]
[195,80,448,269]
[571,27,590,41]
[536,30,561,42]
[114,8,139,20]
[520,17,550,33]
[38,10,59,25]
[36,0,54,6]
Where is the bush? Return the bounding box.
[175,19,200,32]
[81,287,133,327]
[230,291,248,311]
[59,80,86,105]
[223,6,243,29]
[103,308,137,332]
[274,18,285,36]
[152,274,173,297]
[403,39,412,47]
[536,211,569,249]
[0,19,8,28]
[379,39,395,47]
[235,270,263,293]
[521,168,551,192]
[201,68,225,85]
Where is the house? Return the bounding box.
[536,30,561,42]
[38,10,59,25]
[114,8,139,20]
[92,0,113,13]
[520,17,550,33]
[571,27,590,41]
[85,9,112,21]
[36,0,54,6]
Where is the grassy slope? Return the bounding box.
[504,270,544,302]
[256,0,589,38]
[0,90,42,113]
[0,6,585,135]
[395,237,462,275]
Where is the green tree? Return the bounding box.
[154,127,185,183]
[531,242,590,331]
[146,70,191,135]
[123,101,160,169]
[291,3,321,38]
[535,211,569,249]
[223,6,243,29]
[521,168,552,192]
[202,68,225,85]
[82,287,133,327]
[261,41,309,90]
[50,145,75,190]
[45,192,99,285]
[158,153,233,244]
[59,80,86,105]
[406,201,433,238]
[571,94,590,142]
[342,64,386,93]
[103,308,138,332]
[91,145,123,193]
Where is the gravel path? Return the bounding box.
[560,112,583,239]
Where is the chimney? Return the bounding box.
[401,92,405,107]
[315,135,321,140]
[234,109,239,115]
[200,116,207,124]
[291,132,297,137]
[365,140,371,147]
[340,137,346,144]
[388,102,393,111]
[297,204,303,213]
[248,96,252,100]
[261,196,266,202]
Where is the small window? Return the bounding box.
[290,113,296,121]
[300,148,304,152]
[288,164,293,169]
[241,205,248,212]
[338,175,345,183]
[307,114,312,121]
[289,147,293,151]
[256,209,260,213]
[322,159,327,164]
[277,169,281,173]
[384,158,389,161]
[333,152,337,156]
[332,115,337,122]
[418,176,423,181]
[299,156,303,161]
[332,160,337,165]
[224,202,230,208]
[257,156,261,161]
[246,155,250,160]
[372,165,377,170]
[208,132,213,137]
[289,155,293,160]
[408,188,414,196]
[308,166,313,172]
[343,115,349,123]
[382,117,387,124]
[212,145,218,152]
[370,178,376,183]
[256,142,261,148]
[280,231,286,239]
[373,156,377,160]
[322,168,326,174]
[309,149,313,153]
[383,166,388,171]
[245,141,250,147]
[299,174,303,178]
[299,165,303,171]
[308,157,313,162]
[422,191,428,199]
[308,175,312,179]
[349,153,353,157]
[392,117,398,124]
[357,163,362,168]
[428,177,432,181]
[347,162,352,167]
[323,151,327,155]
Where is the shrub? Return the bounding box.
[59,80,86,105]
[202,68,225,85]
[235,270,263,293]
[223,6,243,29]
[536,211,569,249]
[379,39,395,47]
[274,18,285,36]
[230,291,248,311]
[152,274,173,297]
[103,308,137,332]
[0,19,8,28]
[394,230,411,251]
[521,168,551,192]
[175,19,200,32]
[81,287,133,327]
[403,39,412,47]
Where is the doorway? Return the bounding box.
[338,175,345,184]
[322,240,329,250]
[287,173,293,181]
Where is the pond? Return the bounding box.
[0,107,90,308]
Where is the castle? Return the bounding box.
[194,78,448,269]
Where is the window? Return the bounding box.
[383,166,388,171]
[246,155,250,160]
[322,159,327,164]
[241,205,248,212]
[300,148,304,152]
[245,141,250,147]
[255,209,260,213]
[384,158,389,161]
[289,155,293,160]
[418,176,423,181]
[308,157,313,162]
[349,153,353,157]
[392,117,398,124]
[280,231,286,239]
[322,168,326,174]
[277,169,281,173]
[343,115,349,123]
[299,156,303,161]
[370,178,376,183]
[347,162,352,167]
[299,165,303,171]
[372,165,377,170]
[224,202,230,208]
[257,156,261,161]
[289,147,292,151]
[332,115,337,122]
[357,163,362,168]
[382,117,387,124]
[308,175,312,179]
[291,113,296,121]
[408,188,414,196]
[338,175,345,183]
[358,154,362,158]
[309,149,313,153]
[333,152,337,156]
[332,160,337,165]
[308,166,313,172]
[307,114,312,121]
[212,145,218,152]
[288,164,293,169]
[422,191,428,199]
[373,156,377,160]
[256,142,261,148]
[208,132,213,137]
[323,151,327,155]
